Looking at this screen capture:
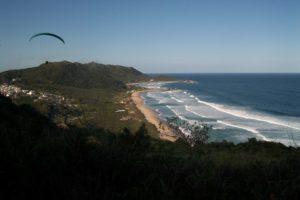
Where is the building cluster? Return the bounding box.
[0,84,22,98]
[0,83,74,106]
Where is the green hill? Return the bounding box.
[0,61,149,89]
[0,61,158,133]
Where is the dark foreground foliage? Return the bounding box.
[1,94,300,200]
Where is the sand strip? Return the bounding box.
[131,90,177,142]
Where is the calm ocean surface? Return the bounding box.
[141,74,300,146]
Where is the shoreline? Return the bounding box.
[127,79,198,87]
[131,89,178,142]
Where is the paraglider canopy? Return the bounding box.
[29,32,65,44]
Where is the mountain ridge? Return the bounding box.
[0,61,149,89]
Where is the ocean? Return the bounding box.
[140,74,300,146]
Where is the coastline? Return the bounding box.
[131,89,178,142]
[127,79,198,87]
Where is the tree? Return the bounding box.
[133,123,151,152]
[167,117,210,146]
[188,123,210,146]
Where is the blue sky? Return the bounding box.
[0,0,299,73]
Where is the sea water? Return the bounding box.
[140,74,300,146]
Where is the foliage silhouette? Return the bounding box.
[1,94,300,200]
[167,116,210,146]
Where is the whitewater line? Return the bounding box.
[194,97,300,131]
[185,105,269,141]
[217,120,270,141]
[170,95,184,103]
[166,105,189,121]
[185,105,209,118]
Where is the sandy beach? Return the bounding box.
[131,89,177,142]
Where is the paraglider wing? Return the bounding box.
[29,32,65,44]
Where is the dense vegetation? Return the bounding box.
[1,62,299,199]
[1,94,300,200]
